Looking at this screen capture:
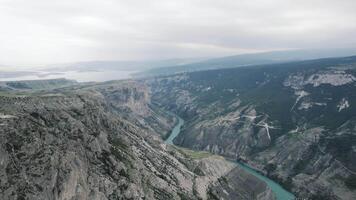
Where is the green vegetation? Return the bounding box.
[218,176,228,184]
[345,175,356,190]
[0,91,29,97]
[142,50,356,77]
[4,78,77,90]
[109,136,134,169]
[264,163,277,175]
[152,55,356,199]
[292,144,317,174]
[207,188,220,200]
[326,135,356,163]
[193,166,205,176]
[176,147,212,159]
[111,137,128,150]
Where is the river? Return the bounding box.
[165,115,184,145]
[164,115,295,200]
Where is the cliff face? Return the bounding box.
[209,167,275,200]
[78,81,176,138]
[148,56,356,199]
[0,87,193,199]
[0,80,274,200]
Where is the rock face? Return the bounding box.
[148,56,356,199]
[0,80,274,200]
[209,167,275,200]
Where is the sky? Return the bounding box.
[0,0,356,67]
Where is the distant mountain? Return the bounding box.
[0,71,38,79]
[0,78,77,91]
[46,57,208,72]
[138,48,356,77]
[0,58,209,82]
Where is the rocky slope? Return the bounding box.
[0,80,274,200]
[148,56,356,199]
[0,78,77,91]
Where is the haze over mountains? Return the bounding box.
[2,48,356,82]
[139,48,356,77]
[0,58,206,82]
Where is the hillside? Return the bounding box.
[148,55,356,199]
[0,78,77,91]
[138,49,356,77]
[0,80,274,200]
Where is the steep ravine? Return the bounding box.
[164,115,294,200]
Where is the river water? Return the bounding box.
[235,162,295,200]
[165,116,184,145]
[164,115,295,200]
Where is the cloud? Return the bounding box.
[0,0,355,67]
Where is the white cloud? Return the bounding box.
[0,0,355,67]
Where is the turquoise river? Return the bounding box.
[165,115,295,200]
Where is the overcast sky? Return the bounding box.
[0,0,356,67]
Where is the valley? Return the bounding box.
[147,55,356,199]
[1,55,356,199]
[165,114,294,200]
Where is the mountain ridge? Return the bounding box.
[147,55,356,199]
[138,49,356,77]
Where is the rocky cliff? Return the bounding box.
[0,80,274,200]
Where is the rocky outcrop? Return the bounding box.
[208,167,275,200]
[0,83,195,200]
